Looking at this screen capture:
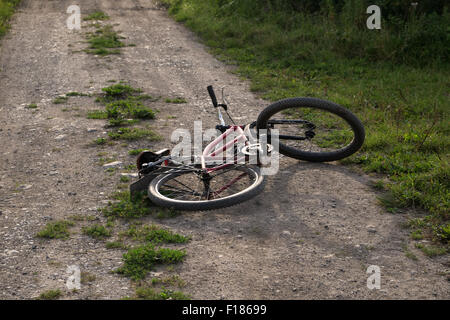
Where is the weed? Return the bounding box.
[82,224,112,239]
[402,244,418,261]
[102,191,153,219]
[415,243,448,257]
[83,11,110,21]
[102,84,142,99]
[151,275,186,288]
[37,289,62,300]
[129,287,190,300]
[36,220,74,240]
[0,0,20,38]
[87,110,108,119]
[106,241,128,249]
[26,103,38,109]
[115,244,186,280]
[128,148,148,156]
[122,224,190,244]
[93,137,107,145]
[86,25,124,56]
[66,91,89,97]
[80,272,96,284]
[53,96,68,104]
[120,175,131,183]
[165,97,187,104]
[410,229,424,240]
[108,127,161,141]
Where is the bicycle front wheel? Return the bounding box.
[148,165,265,211]
[256,98,365,162]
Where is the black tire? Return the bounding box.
[256,98,365,162]
[148,165,266,211]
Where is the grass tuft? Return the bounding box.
[128,286,190,300]
[85,25,124,56]
[122,224,190,244]
[37,289,62,300]
[115,244,186,280]
[36,220,74,240]
[82,224,111,239]
[83,11,110,21]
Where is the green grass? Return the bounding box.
[86,25,124,56]
[102,191,153,219]
[105,98,156,126]
[165,97,187,104]
[115,244,186,280]
[108,127,161,141]
[83,11,110,21]
[87,110,108,119]
[102,190,181,220]
[0,0,20,38]
[121,224,190,244]
[37,289,62,300]
[106,241,128,249]
[82,224,112,239]
[128,148,148,156]
[151,275,186,288]
[120,175,131,183]
[102,84,142,99]
[36,220,74,240]
[93,137,107,145]
[66,91,89,97]
[52,96,69,104]
[128,286,190,300]
[26,103,37,109]
[415,243,448,257]
[160,0,450,249]
[89,84,157,126]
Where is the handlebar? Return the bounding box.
[207,85,218,108]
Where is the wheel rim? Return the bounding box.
[152,165,261,204]
[266,106,357,155]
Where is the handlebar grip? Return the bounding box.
[207,85,218,108]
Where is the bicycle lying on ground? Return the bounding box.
[130,85,365,211]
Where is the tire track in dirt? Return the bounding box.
[0,0,448,299]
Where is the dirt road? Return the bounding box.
[0,0,448,299]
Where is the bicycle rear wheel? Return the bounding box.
[256,98,365,162]
[148,165,265,211]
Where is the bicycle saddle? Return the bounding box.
[136,148,170,170]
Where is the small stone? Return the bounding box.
[49,171,58,176]
[87,128,97,133]
[102,161,123,168]
[367,225,377,233]
[68,192,77,196]
[55,134,66,140]
[281,230,291,237]
[120,173,138,178]
[18,184,32,190]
